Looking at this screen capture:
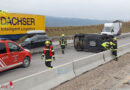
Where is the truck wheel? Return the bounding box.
[22,57,30,68]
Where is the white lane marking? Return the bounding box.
[1,42,130,86]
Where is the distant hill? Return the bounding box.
[45,16,111,27]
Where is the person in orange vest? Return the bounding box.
[41,41,55,69]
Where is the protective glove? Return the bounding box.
[41,54,44,60]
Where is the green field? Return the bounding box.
[46,22,130,37]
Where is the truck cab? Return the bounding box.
[101,22,122,36]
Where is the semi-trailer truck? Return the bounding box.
[0,12,45,40]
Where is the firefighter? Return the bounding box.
[101,41,110,51]
[59,34,67,54]
[41,41,55,69]
[110,37,118,61]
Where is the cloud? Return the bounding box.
[0,0,130,20]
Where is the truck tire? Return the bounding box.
[22,57,30,68]
[74,37,79,49]
[74,37,79,46]
[79,39,84,49]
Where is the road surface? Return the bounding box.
[0,37,130,84]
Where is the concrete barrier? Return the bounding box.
[103,43,130,63]
[4,62,75,90]
[103,50,114,63]
[118,43,130,56]
[72,42,130,81]
[103,43,130,64]
[73,52,104,76]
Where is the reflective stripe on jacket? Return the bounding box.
[43,46,54,56]
[110,41,117,51]
[46,59,53,61]
[101,42,109,48]
[60,37,67,46]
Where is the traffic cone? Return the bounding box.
[9,81,14,89]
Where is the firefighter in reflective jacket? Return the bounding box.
[59,34,67,54]
[110,37,118,60]
[101,42,110,50]
[41,41,55,69]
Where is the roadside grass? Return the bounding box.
[46,22,130,37]
[17,22,130,43]
[122,22,130,33]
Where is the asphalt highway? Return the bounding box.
[0,37,130,84]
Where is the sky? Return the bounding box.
[0,0,130,21]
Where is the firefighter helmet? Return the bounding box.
[45,41,50,45]
[110,42,113,45]
[61,34,65,37]
[113,37,117,41]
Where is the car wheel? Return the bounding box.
[22,57,30,68]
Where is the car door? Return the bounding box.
[7,42,23,65]
[0,42,10,71]
[37,35,45,47]
[30,36,39,48]
[40,35,50,46]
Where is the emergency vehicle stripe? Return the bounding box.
[0,62,22,71]
[0,61,5,68]
[112,49,118,51]
[0,60,6,71]
[0,59,7,66]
